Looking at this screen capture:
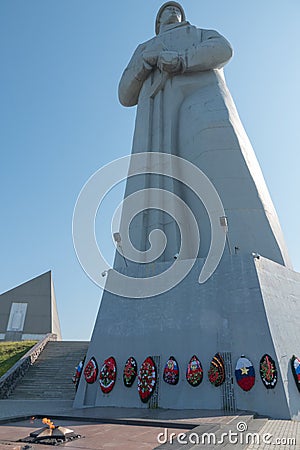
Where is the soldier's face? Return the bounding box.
[160,6,182,26]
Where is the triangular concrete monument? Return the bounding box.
[74,2,300,420]
[0,271,62,341]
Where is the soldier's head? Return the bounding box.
[155,2,186,34]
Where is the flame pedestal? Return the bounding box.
[20,425,80,445]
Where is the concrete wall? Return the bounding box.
[256,258,300,420]
[74,255,300,419]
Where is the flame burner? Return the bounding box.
[19,424,82,446]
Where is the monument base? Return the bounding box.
[74,254,300,420]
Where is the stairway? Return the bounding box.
[9,341,89,400]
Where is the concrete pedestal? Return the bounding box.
[74,255,300,420]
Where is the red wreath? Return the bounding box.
[138,357,157,403]
[99,357,117,394]
[84,357,98,384]
[123,357,138,387]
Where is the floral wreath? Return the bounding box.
[208,353,225,387]
[163,356,179,385]
[84,357,98,384]
[234,356,255,392]
[138,356,157,403]
[186,355,203,387]
[99,356,117,394]
[260,354,277,389]
[291,355,300,393]
[123,357,138,387]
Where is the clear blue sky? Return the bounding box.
[1,1,299,340]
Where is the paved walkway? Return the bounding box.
[0,399,241,427]
[0,400,299,449]
[0,400,250,449]
[0,418,186,450]
[246,420,300,450]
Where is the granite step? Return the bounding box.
[9,341,89,400]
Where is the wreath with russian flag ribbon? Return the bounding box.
[163,356,179,385]
[291,355,300,393]
[235,356,255,391]
[186,355,203,387]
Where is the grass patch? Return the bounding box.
[0,341,37,377]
